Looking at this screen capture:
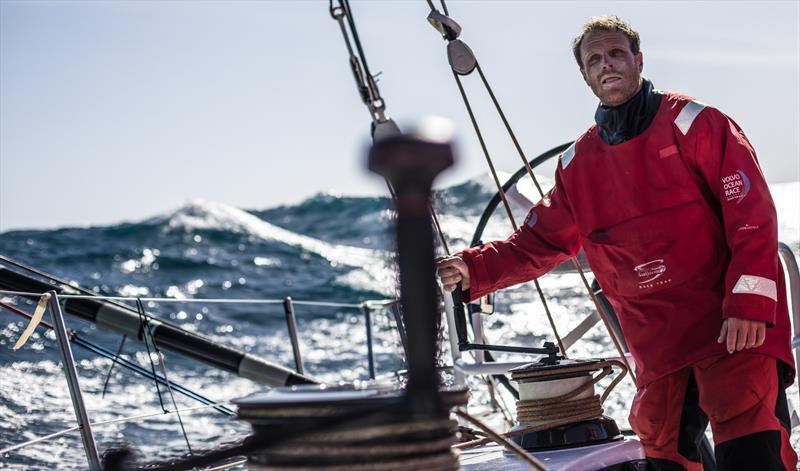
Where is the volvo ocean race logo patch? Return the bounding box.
[721,170,750,204]
[635,259,671,289]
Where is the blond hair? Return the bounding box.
[572,16,640,68]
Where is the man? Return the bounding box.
[437,16,796,470]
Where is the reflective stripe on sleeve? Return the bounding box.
[560,142,577,169]
[732,274,778,301]
[674,100,707,135]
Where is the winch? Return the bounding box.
[236,383,469,470]
[508,352,628,451]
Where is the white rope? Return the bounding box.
[0,290,396,309]
[0,425,80,455]
[0,401,234,455]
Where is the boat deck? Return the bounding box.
[460,439,645,471]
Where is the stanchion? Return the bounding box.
[47,290,101,470]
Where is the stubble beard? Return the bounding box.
[595,75,643,107]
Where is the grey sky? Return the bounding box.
[1,1,798,231]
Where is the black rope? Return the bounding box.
[454,68,566,355]
[427,0,449,16]
[475,63,545,197]
[451,71,517,227]
[136,298,194,455]
[101,335,127,398]
[135,298,166,412]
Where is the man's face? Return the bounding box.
[579,30,643,106]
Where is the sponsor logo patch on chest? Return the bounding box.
[635,259,672,288]
[721,170,750,204]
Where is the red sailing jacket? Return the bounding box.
[461,92,794,387]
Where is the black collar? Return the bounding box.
[594,78,663,145]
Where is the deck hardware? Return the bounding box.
[282,297,305,375]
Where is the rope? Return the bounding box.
[516,395,602,423]
[0,425,80,455]
[135,298,166,412]
[137,297,194,455]
[453,409,548,471]
[101,334,127,398]
[430,202,451,255]
[425,3,566,355]
[248,416,461,470]
[142,403,464,471]
[427,0,450,16]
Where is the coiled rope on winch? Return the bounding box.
[425,0,636,382]
[512,359,627,424]
[455,358,628,450]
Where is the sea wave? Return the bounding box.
[150,199,381,266]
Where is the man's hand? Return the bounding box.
[717,317,766,354]
[436,256,470,292]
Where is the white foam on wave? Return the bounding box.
[151,200,396,295]
[153,200,379,266]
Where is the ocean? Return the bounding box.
[1,177,798,469]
